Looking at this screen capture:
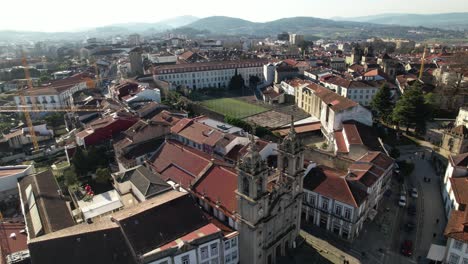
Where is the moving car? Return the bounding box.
[411,188,418,198]
[401,240,413,256]
[399,195,407,207]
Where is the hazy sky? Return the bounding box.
[2,0,468,32]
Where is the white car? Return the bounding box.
[399,195,407,207]
[411,188,418,198]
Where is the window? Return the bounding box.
[454,240,464,250]
[232,251,238,261]
[224,240,230,250]
[321,198,329,210]
[344,208,351,220]
[201,246,209,259]
[211,259,218,264]
[231,237,237,247]
[335,205,342,216]
[449,253,460,264]
[463,258,468,264]
[211,243,218,256]
[310,195,315,206]
[225,254,231,263]
[181,255,190,264]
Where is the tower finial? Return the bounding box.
[249,125,257,152]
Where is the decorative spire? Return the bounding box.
[288,114,296,137]
[248,125,257,152]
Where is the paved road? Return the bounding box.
[397,147,447,263]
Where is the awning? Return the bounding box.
[368,209,378,221]
[426,244,446,262]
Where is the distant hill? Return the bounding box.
[183,16,466,41]
[1,15,466,42]
[334,12,468,30]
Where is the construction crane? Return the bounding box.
[5,52,105,151]
[20,50,39,150]
[419,46,427,80]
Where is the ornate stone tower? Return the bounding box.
[237,122,305,264]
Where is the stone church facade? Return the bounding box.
[236,125,304,264]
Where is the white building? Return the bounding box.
[289,34,304,45]
[443,153,468,218]
[303,152,394,240]
[2,124,54,149]
[321,75,379,106]
[13,73,93,111]
[0,165,35,199]
[153,60,267,89]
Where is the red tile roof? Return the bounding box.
[347,152,394,187]
[334,130,348,153]
[305,83,358,112]
[450,153,468,167]
[445,210,468,243]
[304,165,366,207]
[170,118,224,147]
[149,140,212,180]
[193,166,238,215]
[0,222,28,256]
[450,177,468,205]
[343,123,363,145]
[158,223,220,251]
[274,122,321,137]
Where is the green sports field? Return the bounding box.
[201,98,268,119]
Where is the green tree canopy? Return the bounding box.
[370,83,394,122]
[392,85,432,134]
[95,167,111,184]
[229,74,245,90]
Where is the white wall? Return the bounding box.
[445,238,468,264]
[0,165,35,193]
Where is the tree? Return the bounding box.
[229,73,245,91]
[72,147,88,175]
[63,167,78,186]
[370,84,394,123]
[249,75,261,88]
[95,167,111,184]
[392,85,432,134]
[44,113,64,127]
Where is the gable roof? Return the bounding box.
[445,210,468,243]
[342,120,384,152]
[304,165,367,207]
[192,166,238,216]
[123,166,172,199]
[450,177,468,206]
[112,191,218,255]
[347,152,394,187]
[18,170,74,239]
[305,83,358,112]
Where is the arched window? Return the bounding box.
[296,157,302,170]
[257,178,263,194]
[283,157,289,172]
[243,177,250,196]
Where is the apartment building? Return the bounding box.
[153,60,267,89]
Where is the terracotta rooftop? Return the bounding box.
[450,177,468,206]
[445,210,468,243]
[304,165,367,207]
[192,166,238,216]
[0,222,28,256]
[305,83,358,112]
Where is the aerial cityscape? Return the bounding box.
[0,0,468,263]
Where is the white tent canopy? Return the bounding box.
[427,244,446,262]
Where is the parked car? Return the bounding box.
[399,195,407,207]
[411,188,418,198]
[401,240,413,256]
[408,205,417,216]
